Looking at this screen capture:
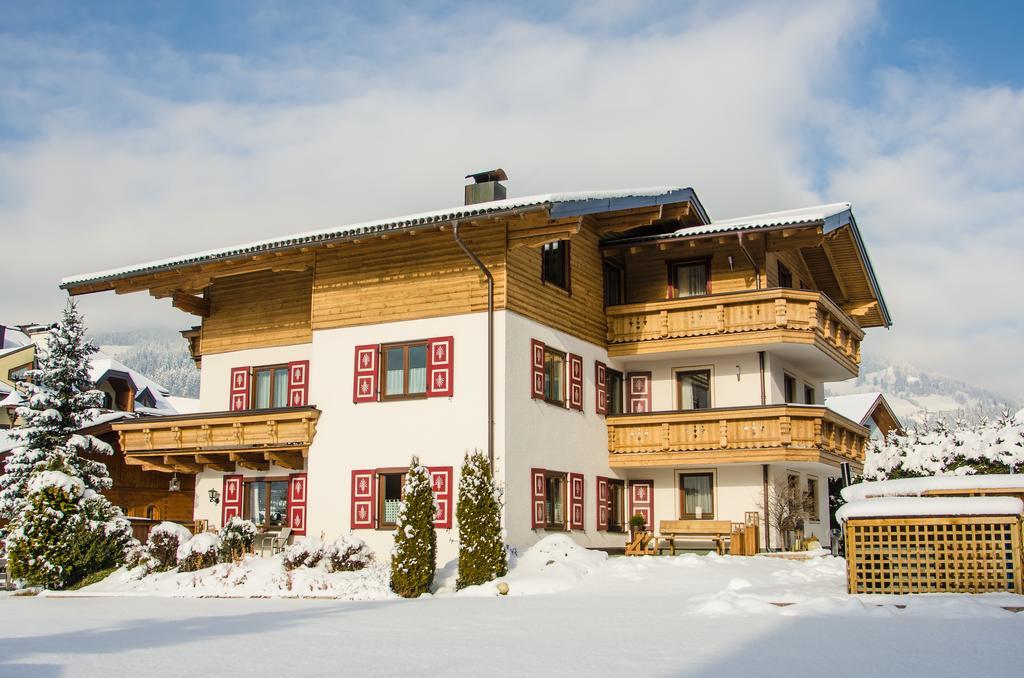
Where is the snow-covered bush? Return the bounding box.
[146,522,193,571]
[177,532,221,572]
[390,458,437,598]
[217,517,257,562]
[456,451,506,590]
[324,535,373,572]
[865,410,1024,480]
[282,537,324,570]
[6,470,132,589]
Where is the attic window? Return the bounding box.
[541,240,570,291]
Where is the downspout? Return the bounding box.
[758,351,766,406]
[452,220,495,474]
[737,232,761,290]
[762,464,771,552]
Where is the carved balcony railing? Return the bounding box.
[605,289,863,372]
[606,405,868,469]
[113,406,320,473]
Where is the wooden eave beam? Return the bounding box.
[819,240,850,302]
[170,291,211,318]
[195,455,235,472]
[264,451,304,470]
[230,453,269,471]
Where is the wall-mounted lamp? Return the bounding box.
[208,489,220,505]
[168,472,181,493]
[727,254,735,271]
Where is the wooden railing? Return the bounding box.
[606,405,867,468]
[605,289,863,369]
[114,406,320,473]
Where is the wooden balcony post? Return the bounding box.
[779,415,792,445]
[661,422,671,450]
[659,309,669,338]
[719,419,728,449]
[716,304,725,333]
[807,300,818,332]
[775,298,788,327]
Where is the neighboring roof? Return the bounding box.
[825,392,887,426]
[90,352,179,416]
[609,201,891,327]
[60,187,708,289]
[0,328,33,361]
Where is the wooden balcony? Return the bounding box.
[607,405,868,469]
[113,406,320,474]
[605,289,863,372]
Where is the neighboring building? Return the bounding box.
[60,175,891,554]
[0,323,199,528]
[824,392,904,441]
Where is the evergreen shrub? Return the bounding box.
[389,458,437,598]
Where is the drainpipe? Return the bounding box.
[758,351,766,406]
[763,464,771,551]
[452,220,495,474]
[737,232,760,290]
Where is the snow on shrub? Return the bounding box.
[177,532,221,572]
[390,459,437,598]
[146,522,193,571]
[324,535,373,572]
[218,517,257,562]
[456,451,507,590]
[283,537,324,571]
[865,410,1024,480]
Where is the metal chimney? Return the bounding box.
[464,168,508,205]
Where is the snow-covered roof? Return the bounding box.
[842,475,1024,502]
[835,496,1024,522]
[90,351,179,415]
[60,187,707,289]
[825,392,885,427]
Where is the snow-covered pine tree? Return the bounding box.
[389,458,437,598]
[1,301,132,588]
[0,301,113,528]
[456,451,507,590]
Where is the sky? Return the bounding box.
[1,0,1022,399]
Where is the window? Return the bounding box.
[541,240,570,291]
[8,363,31,382]
[606,368,625,415]
[378,472,405,527]
[253,365,289,409]
[680,473,714,519]
[676,369,711,410]
[545,472,566,529]
[783,373,797,403]
[777,261,794,288]
[244,479,289,529]
[381,341,428,400]
[804,384,816,405]
[603,261,624,306]
[543,346,565,405]
[607,479,626,532]
[806,477,820,522]
[669,260,709,298]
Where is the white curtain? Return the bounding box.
[408,346,427,394]
[273,368,289,407]
[684,475,712,517]
[254,371,271,409]
[385,347,404,395]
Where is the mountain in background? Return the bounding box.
[826,354,1020,426]
[92,328,199,398]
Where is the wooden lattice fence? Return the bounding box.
[845,515,1023,594]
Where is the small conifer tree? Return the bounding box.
[456,450,507,590]
[389,457,437,598]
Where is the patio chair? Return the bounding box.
[261,527,292,556]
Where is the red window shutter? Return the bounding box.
[287,473,308,536]
[596,476,609,530]
[626,371,652,413]
[351,469,376,529]
[530,339,545,399]
[530,468,547,528]
[569,472,585,530]
[353,345,380,403]
[222,474,243,525]
[229,367,250,411]
[567,354,584,411]
[427,466,454,528]
[427,337,454,398]
[595,361,607,415]
[287,360,309,407]
[629,479,654,531]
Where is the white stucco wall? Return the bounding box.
[199,343,313,412]
[622,352,763,411]
[764,352,824,405]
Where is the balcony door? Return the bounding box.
[676,369,711,410]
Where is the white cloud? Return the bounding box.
[2,0,1021,399]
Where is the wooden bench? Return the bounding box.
[657,520,734,555]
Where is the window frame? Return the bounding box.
[607,478,626,532]
[666,257,712,299]
[541,239,571,293]
[605,367,625,416]
[783,373,797,404]
[678,471,715,520]
[806,476,820,523]
[242,477,291,530]
[251,363,290,410]
[542,345,566,407]
[602,259,625,307]
[804,384,816,405]
[675,367,713,411]
[777,261,794,288]
[543,471,568,530]
[379,340,430,401]
[376,469,407,529]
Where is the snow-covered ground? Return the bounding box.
[1,535,1021,676]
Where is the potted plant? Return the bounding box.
[629,513,647,539]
